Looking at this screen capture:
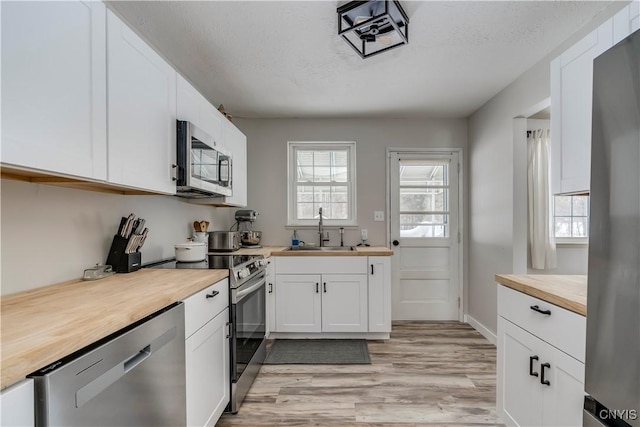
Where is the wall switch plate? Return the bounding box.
[374,211,384,221]
[360,229,368,240]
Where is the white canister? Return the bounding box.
[174,242,206,262]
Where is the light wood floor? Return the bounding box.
[217,321,499,426]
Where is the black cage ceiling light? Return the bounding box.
[337,0,409,59]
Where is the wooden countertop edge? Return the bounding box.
[268,247,393,256]
[495,274,587,316]
[1,269,229,389]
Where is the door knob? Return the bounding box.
[392,240,399,246]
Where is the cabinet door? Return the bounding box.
[1,1,107,180]
[550,20,613,194]
[176,74,223,144]
[275,274,321,333]
[185,308,230,427]
[541,344,585,427]
[321,274,368,332]
[220,122,248,207]
[106,10,177,194]
[0,379,34,427]
[497,317,544,427]
[265,259,275,336]
[613,1,640,45]
[368,257,391,332]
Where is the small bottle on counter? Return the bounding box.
[291,230,299,247]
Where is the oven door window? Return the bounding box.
[191,139,220,185]
[233,280,266,380]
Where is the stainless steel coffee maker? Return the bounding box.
[234,210,261,248]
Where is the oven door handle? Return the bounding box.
[236,277,266,302]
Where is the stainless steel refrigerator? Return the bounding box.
[584,28,640,427]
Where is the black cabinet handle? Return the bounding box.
[371,264,374,275]
[529,355,539,377]
[530,305,551,315]
[205,290,219,299]
[392,240,399,246]
[323,282,327,293]
[225,322,231,338]
[268,283,273,294]
[316,283,319,293]
[540,362,551,386]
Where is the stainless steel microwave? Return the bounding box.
[176,120,232,198]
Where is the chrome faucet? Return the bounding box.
[318,208,330,247]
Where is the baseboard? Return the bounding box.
[464,314,497,345]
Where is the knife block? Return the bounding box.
[106,235,141,273]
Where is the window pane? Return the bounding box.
[554,196,571,216]
[399,214,448,237]
[334,151,348,166]
[312,151,331,166]
[296,151,314,167]
[555,217,571,237]
[572,196,589,216]
[332,186,348,203]
[572,217,589,237]
[297,185,313,202]
[400,188,447,212]
[332,167,348,182]
[330,203,349,219]
[400,163,447,186]
[297,203,314,219]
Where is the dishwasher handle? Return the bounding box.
[76,326,176,408]
[123,345,151,373]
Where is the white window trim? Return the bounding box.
[287,141,357,227]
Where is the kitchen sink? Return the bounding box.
[284,246,356,251]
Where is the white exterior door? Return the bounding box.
[389,151,461,320]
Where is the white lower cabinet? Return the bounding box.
[273,256,392,335]
[274,273,367,333]
[497,285,585,427]
[183,279,230,427]
[0,378,34,427]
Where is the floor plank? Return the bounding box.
[216,321,501,426]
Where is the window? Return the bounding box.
[554,194,589,241]
[288,142,356,226]
[399,160,450,238]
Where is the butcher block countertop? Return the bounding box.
[0,269,228,390]
[269,246,393,256]
[495,274,587,316]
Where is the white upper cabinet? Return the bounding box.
[550,19,613,194]
[1,1,107,180]
[219,121,248,207]
[613,1,640,45]
[176,74,223,144]
[106,10,177,194]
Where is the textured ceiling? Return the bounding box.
[107,1,614,119]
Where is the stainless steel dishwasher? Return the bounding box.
[29,302,186,427]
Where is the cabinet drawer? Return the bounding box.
[498,285,586,362]
[183,278,229,339]
[276,256,366,274]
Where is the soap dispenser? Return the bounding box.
[291,230,299,247]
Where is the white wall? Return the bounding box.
[0,179,233,295]
[467,4,622,334]
[233,118,467,248]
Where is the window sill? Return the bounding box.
[285,224,360,230]
[555,238,589,248]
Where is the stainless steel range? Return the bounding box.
[145,253,268,414]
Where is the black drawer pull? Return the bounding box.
[530,305,551,315]
[540,362,551,386]
[371,264,374,275]
[529,355,539,377]
[268,283,273,294]
[205,291,219,299]
[323,282,327,293]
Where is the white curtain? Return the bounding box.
[528,129,557,269]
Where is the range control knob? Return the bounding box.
[258,259,267,267]
[238,268,250,279]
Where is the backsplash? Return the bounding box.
[0,179,234,295]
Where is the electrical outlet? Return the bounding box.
[360,229,368,240]
[374,211,384,221]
